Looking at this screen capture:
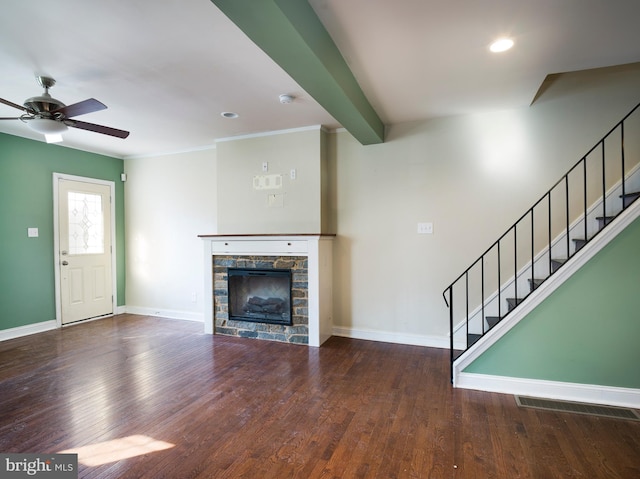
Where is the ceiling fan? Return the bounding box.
[0,76,129,142]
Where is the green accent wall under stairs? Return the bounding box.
[0,133,125,331]
[464,215,640,389]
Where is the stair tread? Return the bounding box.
[506,297,524,312]
[467,334,481,347]
[486,316,502,328]
[528,278,544,291]
[621,192,640,208]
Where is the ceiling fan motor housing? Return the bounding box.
[23,76,66,116]
[24,93,66,116]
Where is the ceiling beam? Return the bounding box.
[211,0,385,145]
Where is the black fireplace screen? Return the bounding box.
[227,268,292,325]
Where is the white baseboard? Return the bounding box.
[457,372,640,408]
[332,326,449,349]
[0,320,57,342]
[124,306,204,323]
[0,308,203,342]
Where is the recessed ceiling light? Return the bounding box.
[490,38,514,53]
[221,112,239,119]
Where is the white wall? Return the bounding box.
[331,64,640,347]
[122,63,640,345]
[124,148,217,321]
[216,127,327,234]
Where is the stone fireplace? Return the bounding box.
[214,255,307,343]
[200,235,335,347]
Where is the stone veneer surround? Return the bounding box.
[213,255,309,344]
[199,235,335,347]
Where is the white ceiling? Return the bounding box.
[1,0,639,159]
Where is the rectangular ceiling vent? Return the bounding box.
[515,396,640,421]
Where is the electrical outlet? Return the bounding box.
[290,168,297,180]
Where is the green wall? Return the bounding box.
[465,215,640,389]
[0,133,125,330]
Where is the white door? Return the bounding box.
[58,178,113,324]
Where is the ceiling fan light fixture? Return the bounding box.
[2,75,129,140]
[490,37,514,53]
[28,117,68,135]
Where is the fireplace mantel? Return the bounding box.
[200,234,335,346]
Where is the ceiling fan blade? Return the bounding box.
[66,119,130,139]
[0,97,31,113]
[0,117,23,120]
[53,98,107,118]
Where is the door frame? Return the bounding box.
[53,173,118,328]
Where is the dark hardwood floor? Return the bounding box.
[0,314,638,478]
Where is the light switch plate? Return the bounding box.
[28,227,39,237]
[417,222,433,234]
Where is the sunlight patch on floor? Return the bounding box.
[58,435,175,466]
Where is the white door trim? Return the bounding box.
[53,173,117,327]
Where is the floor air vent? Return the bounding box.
[515,396,640,421]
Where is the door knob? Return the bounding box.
[61,261,69,266]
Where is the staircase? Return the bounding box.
[443,102,640,382]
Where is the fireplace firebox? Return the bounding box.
[227,268,292,325]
